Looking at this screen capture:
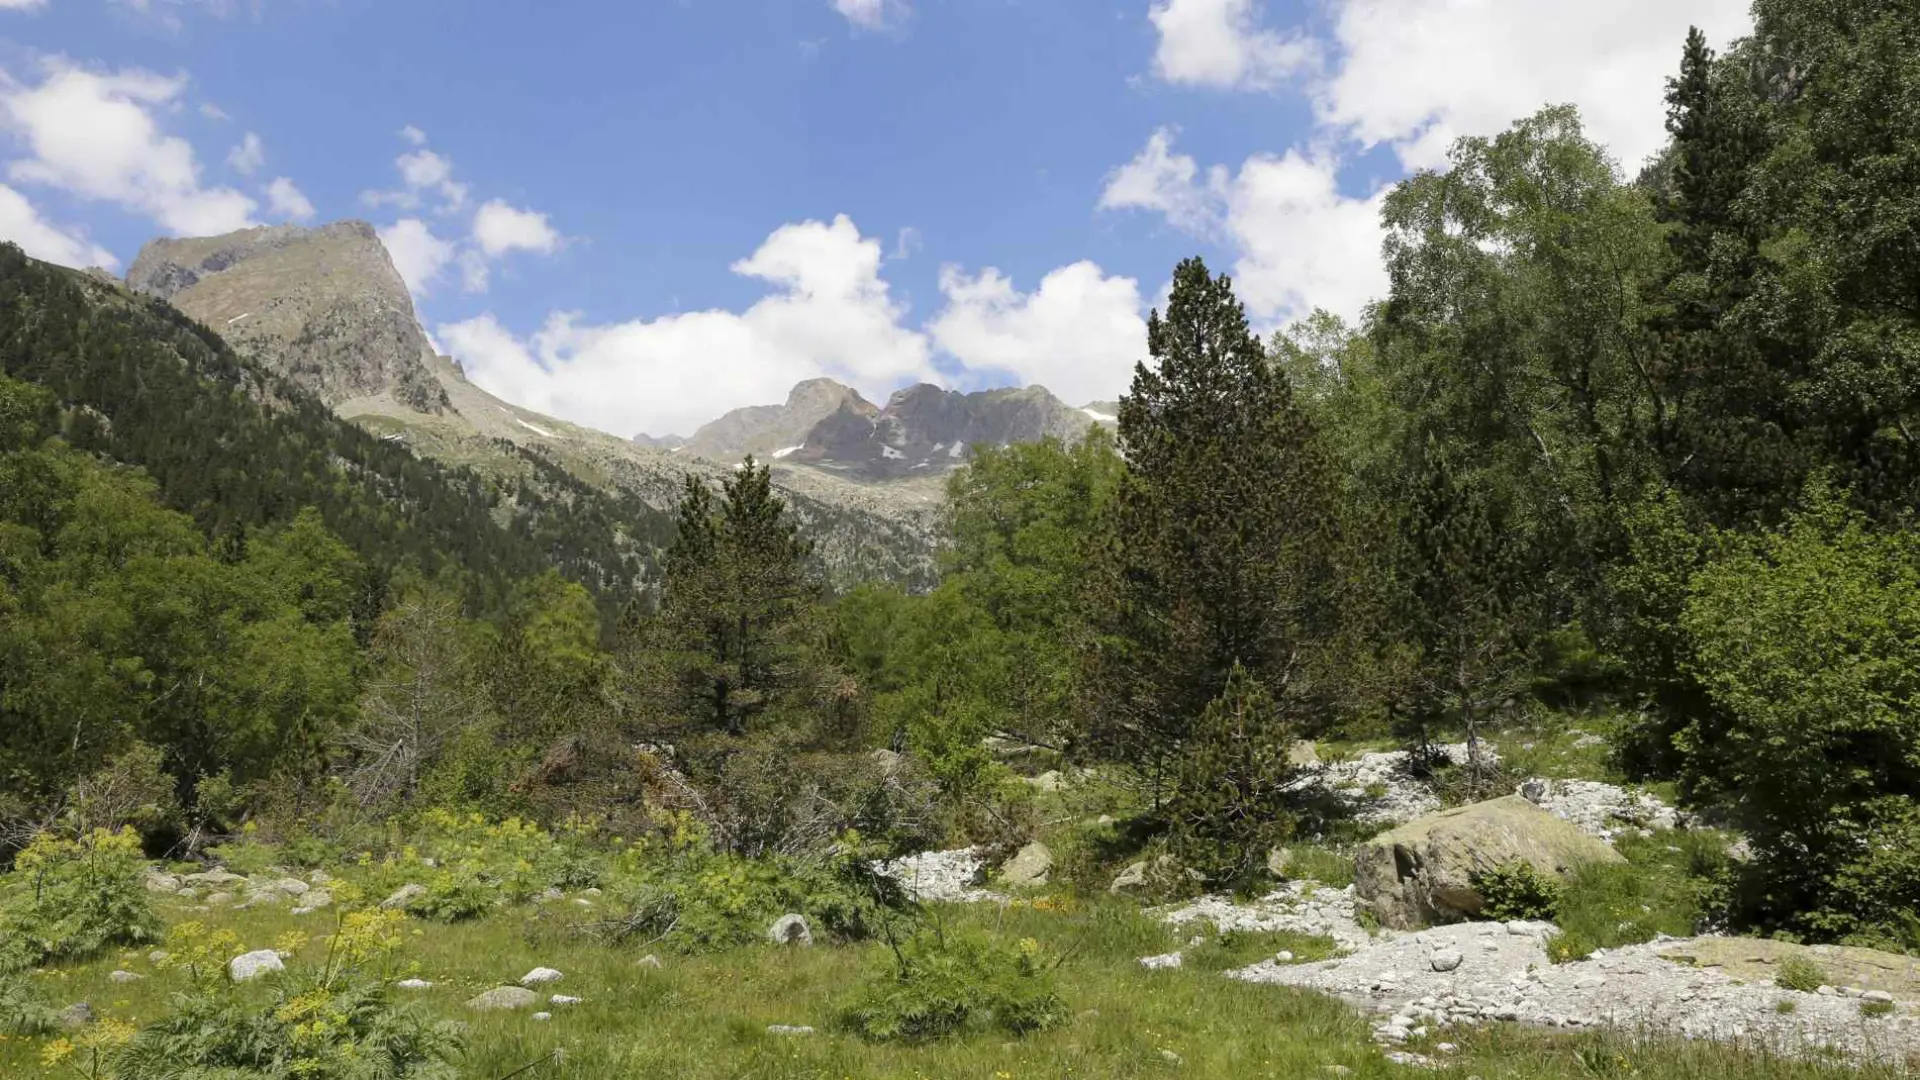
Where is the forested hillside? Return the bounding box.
[0,246,671,615]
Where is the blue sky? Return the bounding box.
[0,0,1754,437]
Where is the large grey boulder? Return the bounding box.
[998,842,1053,888]
[380,883,426,910]
[1354,794,1624,930]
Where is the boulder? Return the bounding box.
[1353,794,1624,930]
[380,883,426,910]
[183,869,246,887]
[768,913,813,946]
[269,877,310,896]
[468,986,538,1011]
[107,970,143,984]
[1287,740,1322,768]
[57,1002,93,1029]
[142,871,182,894]
[519,967,564,986]
[229,950,285,982]
[998,842,1052,888]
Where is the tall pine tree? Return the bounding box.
[1078,258,1337,800]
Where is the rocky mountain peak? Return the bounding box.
[125,220,449,413]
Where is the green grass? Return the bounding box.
[1548,828,1732,962]
[2,889,1910,1079]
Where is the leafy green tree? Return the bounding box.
[345,590,489,809]
[1079,258,1338,799]
[1680,482,1920,940]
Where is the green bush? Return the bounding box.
[1774,955,1828,992]
[1547,832,1730,961]
[1681,484,1920,941]
[0,973,58,1036]
[410,866,498,922]
[109,909,462,1079]
[1474,860,1562,922]
[844,928,1067,1041]
[1166,666,1301,889]
[0,828,159,973]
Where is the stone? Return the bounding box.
[396,979,433,990]
[998,841,1053,888]
[767,1025,815,1036]
[205,892,235,907]
[1138,952,1184,970]
[1287,740,1322,768]
[143,872,182,894]
[1160,1049,1184,1065]
[107,970,143,984]
[550,994,582,1006]
[291,890,332,915]
[536,887,564,903]
[768,913,813,946]
[1430,949,1464,973]
[1354,795,1626,929]
[531,1011,553,1021]
[468,986,539,1011]
[229,950,285,982]
[1863,990,1895,1004]
[1275,950,1295,963]
[1111,860,1149,892]
[380,883,426,910]
[148,949,170,964]
[637,955,663,969]
[519,967,564,986]
[183,869,246,887]
[270,877,310,896]
[57,1002,93,1029]
[1026,770,1065,792]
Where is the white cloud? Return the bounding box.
[1316,0,1748,171]
[364,132,467,214]
[442,215,938,438]
[1148,0,1318,92]
[472,199,560,257]
[378,218,454,296]
[264,175,313,221]
[198,101,228,120]
[1098,126,1224,234]
[0,0,49,12]
[833,0,904,31]
[892,225,921,260]
[930,262,1147,407]
[1101,129,1385,325]
[227,130,263,174]
[0,61,257,235]
[0,183,117,268]
[457,248,488,294]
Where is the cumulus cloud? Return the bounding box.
[832,0,905,31]
[472,199,560,257]
[930,262,1147,407]
[0,60,256,235]
[1312,0,1751,171]
[1101,129,1385,325]
[227,131,263,174]
[378,217,454,296]
[441,215,939,439]
[364,130,467,214]
[0,183,117,268]
[1148,0,1318,92]
[1098,127,1225,234]
[264,175,313,221]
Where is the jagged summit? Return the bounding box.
[126,221,450,413]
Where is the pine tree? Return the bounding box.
[1167,664,1301,886]
[650,458,823,736]
[1078,258,1337,799]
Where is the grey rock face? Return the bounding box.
[680,378,869,463]
[126,222,449,413]
[998,841,1053,888]
[381,883,426,910]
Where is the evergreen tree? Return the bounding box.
[648,459,824,737]
[1078,258,1337,798]
[1167,664,1301,886]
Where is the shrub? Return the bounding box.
[410,866,497,922]
[1474,860,1562,922]
[114,909,461,1079]
[0,828,158,972]
[1774,955,1828,993]
[1681,484,1920,940]
[844,928,1067,1041]
[0,973,58,1036]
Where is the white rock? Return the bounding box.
[1430,949,1464,973]
[229,950,285,982]
[767,1025,815,1036]
[108,970,143,983]
[395,979,433,990]
[531,1011,553,1021]
[519,967,564,986]
[1138,952,1184,970]
[549,994,582,1006]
